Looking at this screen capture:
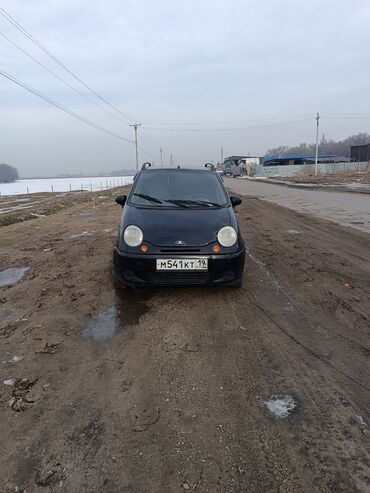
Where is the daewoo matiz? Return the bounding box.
[113,165,245,287]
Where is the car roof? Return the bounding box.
[140,167,215,172]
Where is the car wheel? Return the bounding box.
[230,279,242,288]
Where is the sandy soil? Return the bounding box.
[0,187,369,492]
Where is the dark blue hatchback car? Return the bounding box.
[113,166,245,287]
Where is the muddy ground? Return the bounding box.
[0,189,116,227]
[0,187,369,492]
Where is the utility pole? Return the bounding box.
[221,146,224,164]
[129,123,142,172]
[315,112,320,176]
[170,153,173,167]
[160,148,163,167]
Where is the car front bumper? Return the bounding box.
[113,248,245,287]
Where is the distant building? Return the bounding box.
[262,154,338,166]
[223,155,260,175]
[351,144,370,162]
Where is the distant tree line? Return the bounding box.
[0,163,19,183]
[266,132,370,158]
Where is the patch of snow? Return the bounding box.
[3,378,16,386]
[264,394,297,418]
[8,396,16,407]
[70,231,94,239]
[356,415,367,426]
[30,212,46,218]
[9,355,24,363]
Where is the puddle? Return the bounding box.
[80,291,150,341]
[286,229,300,235]
[70,231,94,239]
[263,394,297,418]
[0,267,30,288]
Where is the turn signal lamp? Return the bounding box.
[140,244,149,253]
[213,244,220,253]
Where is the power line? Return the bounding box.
[0,31,131,125]
[322,115,370,120]
[137,143,157,159]
[0,5,133,123]
[140,129,160,150]
[142,118,313,132]
[142,114,313,126]
[0,6,160,160]
[0,68,134,144]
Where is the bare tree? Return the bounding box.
[266,132,370,158]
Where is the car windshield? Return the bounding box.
[128,169,229,208]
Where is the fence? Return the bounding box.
[0,176,134,197]
[253,161,369,178]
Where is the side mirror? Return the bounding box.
[230,196,242,208]
[115,194,127,207]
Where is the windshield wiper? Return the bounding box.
[162,199,190,208]
[164,199,221,208]
[133,193,162,204]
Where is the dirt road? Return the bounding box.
[1,187,369,492]
[224,177,370,233]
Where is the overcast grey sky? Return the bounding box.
[1,0,369,176]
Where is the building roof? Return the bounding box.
[224,155,250,161]
[263,154,336,162]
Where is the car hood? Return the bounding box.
[124,206,232,247]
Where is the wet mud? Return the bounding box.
[81,290,150,341]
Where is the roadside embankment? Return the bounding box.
[0,187,130,227]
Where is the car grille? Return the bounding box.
[159,248,201,253]
[149,272,210,285]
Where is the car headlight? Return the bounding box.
[217,226,237,247]
[123,225,143,247]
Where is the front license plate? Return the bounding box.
[156,258,208,271]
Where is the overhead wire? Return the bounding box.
[142,114,313,126]
[0,31,132,125]
[0,5,160,158]
[0,68,134,144]
[139,131,160,152]
[0,5,133,123]
[142,118,313,132]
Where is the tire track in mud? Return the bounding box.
[239,199,370,393]
[243,247,370,399]
[224,260,370,492]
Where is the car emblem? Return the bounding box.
[175,240,186,246]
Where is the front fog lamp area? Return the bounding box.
[217,226,237,247]
[123,225,143,247]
